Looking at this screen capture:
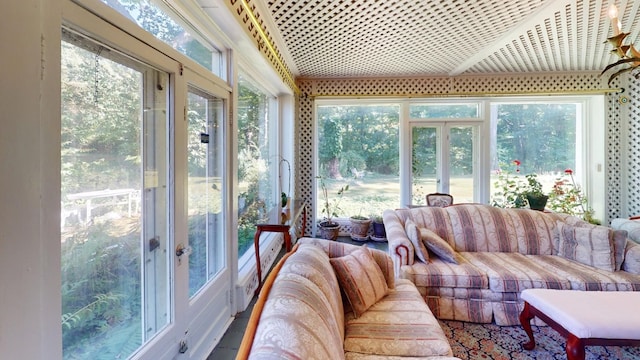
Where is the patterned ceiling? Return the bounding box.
[237,0,640,79]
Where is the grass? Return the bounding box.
[316,172,564,221]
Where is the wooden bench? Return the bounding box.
[519,289,640,360]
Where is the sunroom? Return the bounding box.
[3,0,640,359]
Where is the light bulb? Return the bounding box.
[608,4,618,19]
[609,4,621,35]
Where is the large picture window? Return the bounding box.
[490,102,580,203]
[316,103,401,220]
[315,97,598,220]
[237,73,276,257]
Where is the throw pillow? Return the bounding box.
[622,241,640,275]
[420,227,459,264]
[556,221,615,272]
[574,222,627,271]
[330,247,389,317]
[405,218,429,263]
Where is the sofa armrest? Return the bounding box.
[611,218,640,244]
[383,209,415,277]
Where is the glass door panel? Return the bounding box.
[187,89,225,297]
[61,31,169,359]
[410,124,477,205]
[411,127,439,205]
[449,126,475,203]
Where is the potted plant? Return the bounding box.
[522,174,548,211]
[349,211,371,241]
[317,176,348,240]
[370,214,386,241]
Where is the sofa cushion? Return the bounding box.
[525,255,640,291]
[612,218,640,244]
[249,244,345,360]
[405,219,430,263]
[408,205,557,255]
[459,252,570,293]
[623,241,640,275]
[344,279,453,357]
[331,247,389,317]
[420,227,459,264]
[556,221,615,272]
[401,256,488,290]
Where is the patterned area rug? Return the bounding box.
[439,320,640,359]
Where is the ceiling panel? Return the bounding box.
[246,0,640,79]
[201,1,640,79]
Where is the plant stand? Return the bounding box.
[254,199,307,295]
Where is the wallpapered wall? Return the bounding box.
[294,73,639,235]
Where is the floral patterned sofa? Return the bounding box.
[383,204,640,326]
[237,238,459,360]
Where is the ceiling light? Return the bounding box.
[601,3,640,85]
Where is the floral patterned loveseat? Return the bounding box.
[383,204,640,326]
[237,238,459,360]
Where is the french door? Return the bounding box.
[61,2,232,358]
[410,123,478,204]
[177,72,232,359]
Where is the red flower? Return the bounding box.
[564,169,573,175]
[513,160,521,166]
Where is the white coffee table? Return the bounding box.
[520,289,640,360]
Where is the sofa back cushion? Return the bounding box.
[299,237,395,289]
[248,244,345,359]
[406,204,558,255]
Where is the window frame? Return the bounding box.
[313,95,605,221]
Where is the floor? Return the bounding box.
[207,236,388,359]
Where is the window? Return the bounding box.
[316,103,401,219]
[61,30,169,359]
[237,73,276,257]
[490,102,580,200]
[315,97,599,216]
[410,103,479,118]
[101,0,223,76]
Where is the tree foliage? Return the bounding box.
[236,78,272,255]
[494,104,576,173]
[317,105,400,179]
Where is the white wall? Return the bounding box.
[0,1,62,359]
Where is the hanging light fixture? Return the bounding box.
[601,3,640,85]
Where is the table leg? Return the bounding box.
[254,228,263,296]
[284,232,291,252]
[519,302,537,350]
[566,334,586,360]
